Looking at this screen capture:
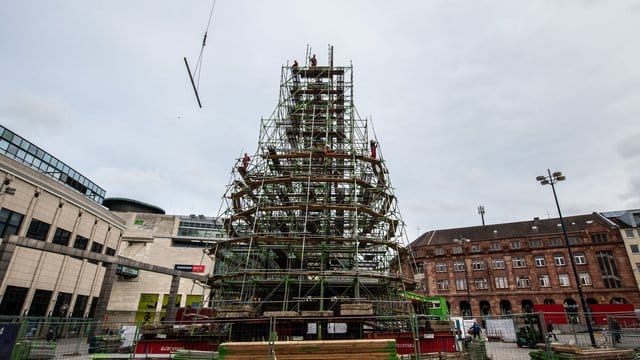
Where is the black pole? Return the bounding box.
[546,169,597,347]
[464,249,472,317]
[184,57,203,108]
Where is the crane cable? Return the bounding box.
[185,0,217,108]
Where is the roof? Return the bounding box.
[601,209,640,228]
[102,197,165,214]
[410,213,614,247]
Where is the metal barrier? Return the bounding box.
[2,310,640,359]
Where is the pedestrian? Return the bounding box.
[547,322,558,341]
[46,329,56,342]
[470,321,481,339]
[611,318,622,344]
[310,54,317,68]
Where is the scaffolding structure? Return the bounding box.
[207,48,416,320]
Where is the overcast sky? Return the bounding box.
[1,1,640,240]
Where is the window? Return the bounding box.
[435,263,447,272]
[625,229,635,238]
[72,295,88,318]
[0,285,28,316]
[574,252,587,265]
[105,247,116,256]
[535,256,546,267]
[415,262,424,274]
[453,261,466,272]
[511,240,521,250]
[591,233,608,244]
[475,278,488,290]
[26,219,50,241]
[495,276,509,289]
[437,279,449,291]
[88,242,104,264]
[52,227,71,246]
[28,289,52,316]
[53,292,72,317]
[528,239,543,248]
[435,248,445,256]
[0,208,24,238]
[554,254,566,266]
[512,256,526,268]
[87,297,99,318]
[470,260,484,271]
[452,246,463,254]
[492,258,505,269]
[539,275,550,287]
[73,235,89,250]
[568,236,583,245]
[549,238,563,247]
[579,273,592,286]
[456,278,468,290]
[631,245,640,254]
[597,251,622,288]
[91,242,103,254]
[470,244,481,253]
[516,276,531,288]
[558,274,570,287]
[490,243,502,251]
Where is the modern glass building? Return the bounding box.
[0,125,106,203]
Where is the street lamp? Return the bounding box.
[454,237,472,317]
[536,169,596,347]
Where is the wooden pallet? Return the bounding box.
[218,339,398,360]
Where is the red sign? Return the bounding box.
[135,339,217,355]
[533,304,568,325]
[590,304,637,327]
[367,332,456,355]
[174,264,205,273]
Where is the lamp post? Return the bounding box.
[536,169,596,347]
[454,237,472,317]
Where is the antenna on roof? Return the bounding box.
[478,205,485,226]
[184,0,218,108]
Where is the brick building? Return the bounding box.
[410,213,640,317]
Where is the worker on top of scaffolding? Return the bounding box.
[324,145,334,155]
[370,140,378,159]
[242,153,250,170]
[292,60,300,86]
[310,54,317,68]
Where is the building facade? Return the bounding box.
[602,210,640,291]
[410,213,640,318]
[104,207,220,323]
[0,125,126,318]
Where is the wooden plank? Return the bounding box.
[218,339,397,359]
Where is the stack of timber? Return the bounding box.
[532,345,634,359]
[173,350,219,360]
[339,303,373,316]
[421,320,454,333]
[263,311,299,317]
[217,339,398,360]
[216,305,256,318]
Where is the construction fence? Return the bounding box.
[1,310,640,359]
